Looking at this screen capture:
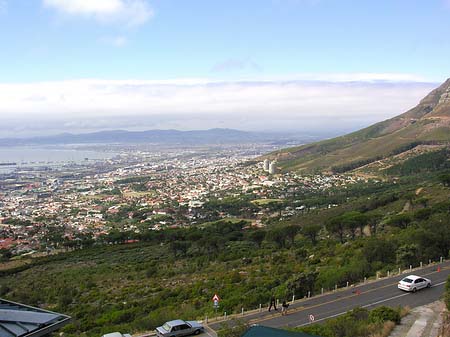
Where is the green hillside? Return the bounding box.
[2,170,450,336]
[270,79,450,173]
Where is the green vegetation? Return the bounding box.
[384,149,450,176]
[445,277,450,311]
[331,156,382,174]
[252,198,284,205]
[2,157,450,337]
[0,169,448,336]
[296,306,403,337]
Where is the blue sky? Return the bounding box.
[0,0,448,136]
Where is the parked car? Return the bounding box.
[101,333,132,337]
[156,319,204,337]
[398,275,431,292]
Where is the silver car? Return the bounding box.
[398,275,431,292]
[101,333,132,337]
[156,319,204,337]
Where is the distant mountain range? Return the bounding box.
[268,78,450,173]
[0,128,316,146]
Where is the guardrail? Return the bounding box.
[202,257,446,325]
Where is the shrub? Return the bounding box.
[369,306,401,324]
[445,277,450,310]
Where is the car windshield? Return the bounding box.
[162,323,171,331]
[402,278,413,283]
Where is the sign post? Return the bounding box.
[212,294,220,316]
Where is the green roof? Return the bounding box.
[241,325,320,337]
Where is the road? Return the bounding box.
[209,261,450,332]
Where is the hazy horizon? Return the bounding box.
[0,79,440,138]
[0,0,448,137]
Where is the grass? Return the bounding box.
[251,199,284,205]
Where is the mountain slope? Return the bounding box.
[270,79,450,173]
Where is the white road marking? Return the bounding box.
[296,281,447,327]
[361,292,410,308]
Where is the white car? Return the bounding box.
[398,275,431,292]
[156,319,204,337]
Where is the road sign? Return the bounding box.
[309,314,315,322]
[212,294,220,310]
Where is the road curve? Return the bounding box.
[209,261,450,331]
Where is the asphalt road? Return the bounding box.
[209,261,450,332]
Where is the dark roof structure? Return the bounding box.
[241,325,320,337]
[0,298,71,337]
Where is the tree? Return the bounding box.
[265,228,286,248]
[302,224,321,245]
[326,216,345,243]
[363,238,396,265]
[387,214,412,229]
[287,271,317,298]
[248,230,266,248]
[268,201,285,218]
[340,211,368,239]
[367,212,383,235]
[281,225,300,246]
[396,244,419,267]
[169,240,190,257]
[355,213,370,237]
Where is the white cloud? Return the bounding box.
[43,0,153,26]
[0,75,439,136]
[262,72,431,83]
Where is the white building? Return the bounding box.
[269,161,277,174]
[263,159,270,172]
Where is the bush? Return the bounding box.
[369,306,401,324]
[445,277,450,310]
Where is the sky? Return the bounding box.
[0,0,449,137]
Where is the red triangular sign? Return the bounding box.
[212,294,220,302]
